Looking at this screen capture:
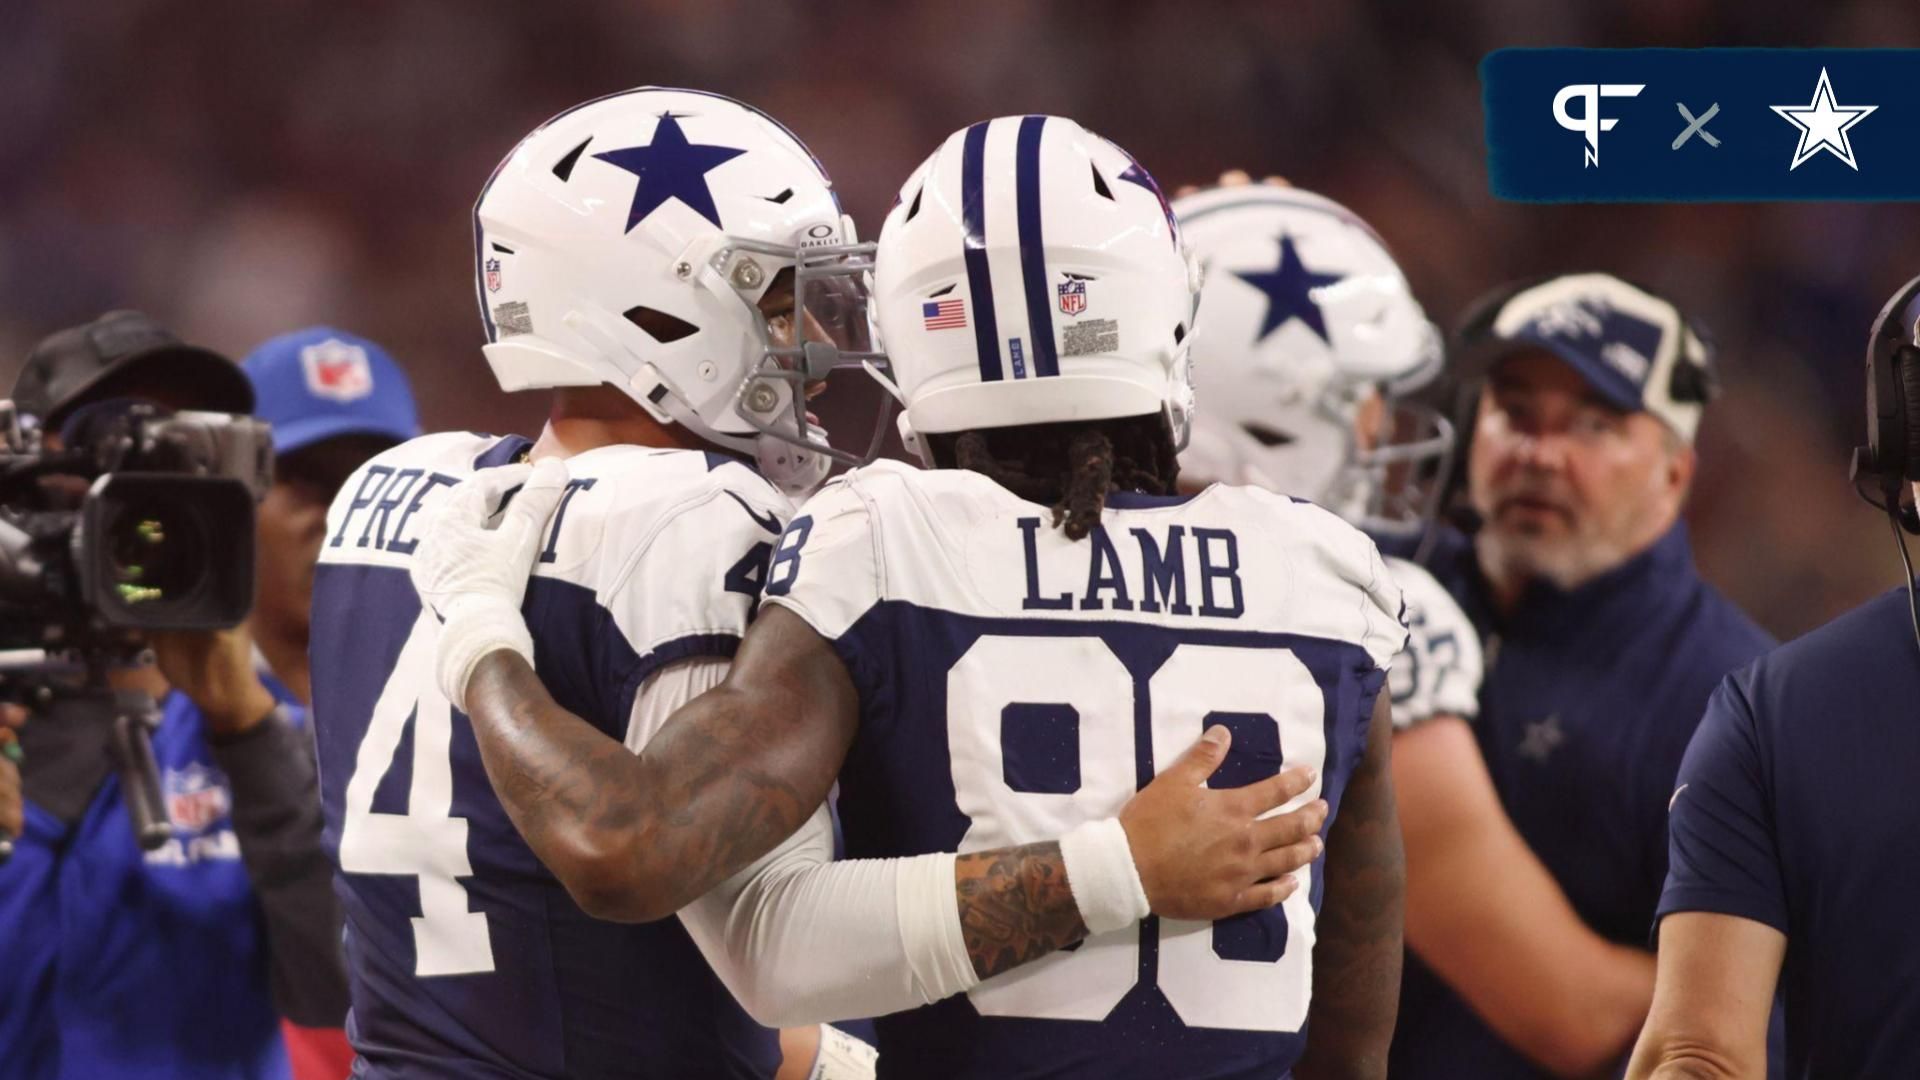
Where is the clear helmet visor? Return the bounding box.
[1332,399,1455,539]
[713,238,894,474]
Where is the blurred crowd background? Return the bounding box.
[4,0,1916,639]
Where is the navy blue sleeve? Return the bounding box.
[1656,675,1787,935]
[209,702,349,1026]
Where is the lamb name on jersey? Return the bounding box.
[761,460,1406,1080]
[1383,556,1484,730]
[310,431,793,1079]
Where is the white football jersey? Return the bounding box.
[1384,556,1484,730]
[309,431,795,1076]
[759,459,1405,1078]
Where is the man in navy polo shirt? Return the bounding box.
[1625,282,1920,1078]
[1388,274,1776,1078]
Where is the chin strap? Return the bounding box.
[754,429,832,496]
[653,387,832,498]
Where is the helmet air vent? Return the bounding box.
[624,306,700,343]
[1091,164,1115,201]
[552,138,593,182]
[1242,422,1295,448]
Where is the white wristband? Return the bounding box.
[434,595,534,714]
[1058,817,1151,935]
[807,1024,879,1080]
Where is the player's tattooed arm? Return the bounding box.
[464,605,859,922]
[954,841,1089,979]
[1295,692,1405,1080]
[469,598,1329,993]
[468,606,1109,965]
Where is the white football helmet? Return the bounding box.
[871,116,1199,460]
[473,87,888,493]
[1172,184,1451,536]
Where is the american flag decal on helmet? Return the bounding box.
[922,298,967,330]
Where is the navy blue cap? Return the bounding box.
[1462,274,1717,442]
[241,327,421,456]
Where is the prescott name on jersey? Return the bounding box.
[311,432,793,1080]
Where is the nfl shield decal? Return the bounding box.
[1058,277,1087,316]
[302,339,375,402]
[485,257,503,293]
[164,763,232,833]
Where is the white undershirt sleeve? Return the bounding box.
[679,806,979,1028]
[626,658,982,1029]
[622,654,732,753]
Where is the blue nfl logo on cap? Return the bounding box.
[1058,278,1087,316]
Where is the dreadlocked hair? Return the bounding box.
[928,413,1180,541]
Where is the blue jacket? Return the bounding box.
[0,687,299,1080]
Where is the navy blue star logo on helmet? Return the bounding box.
[1234,234,1345,344]
[593,112,747,232]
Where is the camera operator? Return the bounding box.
[0,312,398,1080]
[239,326,423,1080]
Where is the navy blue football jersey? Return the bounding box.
[311,433,791,1079]
[1661,585,1920,1078]
[761,462,1406,1080]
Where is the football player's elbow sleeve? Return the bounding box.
[684,845,977,1027]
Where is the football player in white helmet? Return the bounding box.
[417,116,1403,1078]
[309,87,910,1078]
[1175,185,1451,537]
[1174,179,1659,1077]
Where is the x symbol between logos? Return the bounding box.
[1673,102,1721,149]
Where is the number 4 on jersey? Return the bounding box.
[338,611,496,977]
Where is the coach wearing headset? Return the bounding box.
[1627,277,1920,1079]
[1386,274,1778,1079]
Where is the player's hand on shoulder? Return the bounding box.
[411,457,571,619]
[410,457,570,711]
[1119,725,1326,921]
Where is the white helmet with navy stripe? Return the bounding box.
[1172,183,1451,536]
[473,87,887,493]
[872,115,1199,460]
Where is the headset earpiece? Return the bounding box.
[1894,344,1920,484]
[1859,279,1920,655]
